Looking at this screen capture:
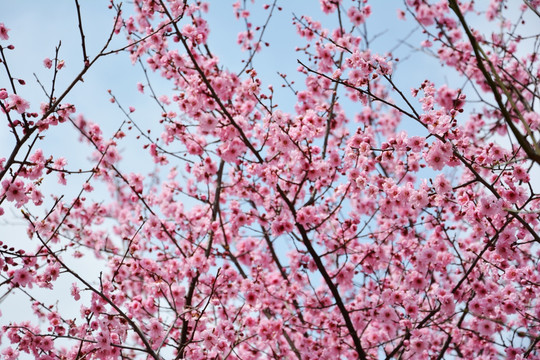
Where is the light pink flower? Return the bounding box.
[0,23,9,40]
[2,179,27,206]
[1,347,19,360]
[12,268,33,287]
[8,94,30,114]
[43,57,53,68]
[71,283,81,301]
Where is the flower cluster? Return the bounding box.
[1,1,539,359]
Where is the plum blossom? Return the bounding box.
[0,23,9,40]
[2,178,28,207]
[43,57,53,68]
[271,216,294,236]
[425,140,452,170]
[12,268,33,287]
[71,283,81,301]
[433,174,451,194]
[8,94,30,114]
[1,347,18,360]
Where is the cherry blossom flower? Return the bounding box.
[2,178,28,207]
[71,283,81,301]
[1,347,19,360]
[425,140,452,170]
[12,268,33,287]
[8,94,30,114]
[0,23,9,40]
[43,57,53,68]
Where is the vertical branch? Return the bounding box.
[74,0,89,64]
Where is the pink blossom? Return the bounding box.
[513,166,530,182]
[0,23,9,40]
[271,217,294,236]
[40,337,54,351]
[95,332,112,351]
[378,306,398,324]
[347,7,365,26]
[407,136,425,152]
[433,174,451,194]
[409,336,428,353]
[26,183,43,205]
[425,140,451,170]
[12,268,33,287]
[2,179,27,206]
[148,319,163,338]
[71,283,81,301]
[477,319,496,337]
[43,57,53,68]
[1,347,19,360]
[408,271,427,291]
[8,94,30,114]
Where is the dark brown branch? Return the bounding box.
[74,0,89,64]
[448,0,540,165]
